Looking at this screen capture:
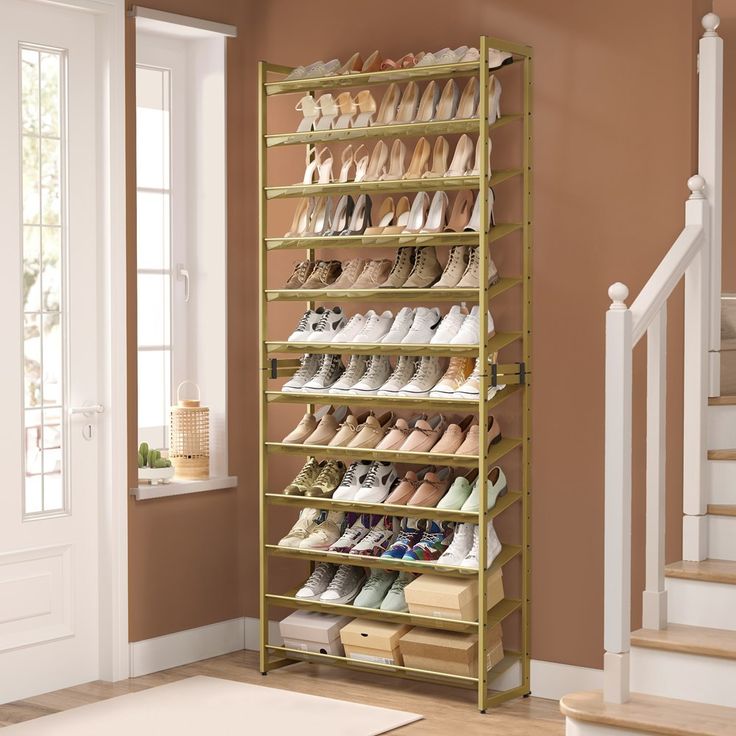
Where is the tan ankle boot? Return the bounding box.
[403,246,442,288]
[380,247,415,288]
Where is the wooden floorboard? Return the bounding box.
[0,651,565,734]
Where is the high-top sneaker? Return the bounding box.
[299,510,346,549]
[307,307,347,342]
[456,247,499,288]
[399,356,445,397]
[288,307,326,342]
[282,353,321,392]
[403,246,442,288]
[351,259,393,289]
[350,355,392,394]
[401,307,442,344]
[377,355,416,396]
[379,247,415,288]
[302,354,345,391]
[353,310,393,343]
[433,245,469,288]
[295,562,338,599]
[450,305,495,345]
[350,516,398,556]
[431,305,469,344]
[301,260,342,289]
[319,564,365,603]
[429,357,475,397]
[285,259,315,289]
[460,520,503,568]
[402,520,453,561]
[437,523,475,565]
[381,307,415,344]
[454,358,507,399]
[328,354,368,394]
[331,258,366,289]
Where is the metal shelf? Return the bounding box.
[265,114,521,148]
[265,225,521,251]
[264,436,522,469]
[265,169,521,200]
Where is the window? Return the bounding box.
[20,44,67,516]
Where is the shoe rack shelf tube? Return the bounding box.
[257,35,533,712]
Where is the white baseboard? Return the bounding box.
[129,618,246,677]
[130,615,603,701]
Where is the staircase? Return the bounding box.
[561,13,736,736]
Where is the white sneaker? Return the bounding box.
[460,520,503,568]
[307,307,347,342]
[332,312,366,343]
[349,355,392,394]
[299,510,345,549]
[401,307,441,344]
[329,515,370,553]
[319,564,365,603]
[381,307,415,344]
[328,354,367,394]
[437,523,474,565]
[333,460,372,500]
[399,356,445,397]
[376,355,416,396]
[353,309,393,343]
[450,305,494,345]
[349,516,398,556]
[455,358,506,399]
[288,308,325,342]
[431,305,469,344]
[302,354,344,392]
[354,462,398,503]
[295,562,338,598]
[282,354,321,392]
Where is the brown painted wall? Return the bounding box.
[127,0,709,669]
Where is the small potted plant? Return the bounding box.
[137,442,175,485]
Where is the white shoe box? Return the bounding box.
[279,610,352,656]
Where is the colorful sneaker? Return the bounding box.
[299,510,345,549]
[354,570,398,609]
[283,457,322,495]
[282,353,321,392]
[278,507,321,547]
[379,572,415,612]
[381,518,423,559]
[402,521,453,561]
[437,522,474,565]
[460,521,503,569]
[332,460,372,501]
[295,562,338,599]
[319,564,365,604]
[350,516,398,556]
[329,514,370,553]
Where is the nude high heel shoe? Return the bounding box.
[375,83,400,126]
[380,196,411,236]
[357,141,388,182]
[444,190,474,232]
[285,198,315,237]
[314,94,338,131]
[403,137,430,180]
[422,136,449,179]
[363,197,396,239]
[303,146,333,185]
[351,144,369,182]
[454,77,480,120]
[488,75,502,122]
[392,82,419,125]
[338,145,355,183]
[415,81,439,123]
[361,50,382,73]
[466,138,492,177]
[402,191,430,234]
[335,92,357,129]
[354,91,376,127]
[435,79,460,121]
[306,196,334,236]
[295,95,320,133]
[446,135,474,177]
[326,195,354,236]
[337,51,363,75]
[380,139,407,181]
[464,189,495,233]
[421,191,449,233]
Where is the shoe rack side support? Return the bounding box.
[477,34,491,714]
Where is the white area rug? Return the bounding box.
[3,676,422,735]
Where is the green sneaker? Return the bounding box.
[436,475,474,510]
[461,466,507,512]
[354,569,398,609]
[379,572,415,612]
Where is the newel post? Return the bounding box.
[604,282,632,704]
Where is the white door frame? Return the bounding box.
[27,0,129,682]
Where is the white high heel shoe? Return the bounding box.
[314,94,338,131]
[402,191,431,234]
[338,145,355,183]
[446,134,474,177]
[302,147,333,185]
[464,189,495,233]
[356,141,386,182]
[421,191,449,233]
[295,95,320,133]
[466,138,492,177]
[434,79,459,121]
[380,139,407,181]
[455,78,480,120]
[488,76,502,122]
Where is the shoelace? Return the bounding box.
[291,261,311,282]
[445,246,465,271]
[326,566,355,591]
[316,355,340,378]
[362,573,392,591]
[361,464,380,488]
[364,356,387,380]
[295,311,314,332]
[314,463,339,485]
[304,564,334,588]
[391,575,412,591]
[387,248,411,276]
[465,247,479,272]
[313,310,334,333]
[293,461,318,484]
[395,527,419,545]
[338,463,359,487]
[342,358,365,381]
[363,526,389,545]
[414,359,438,383]
[293,354,316,379]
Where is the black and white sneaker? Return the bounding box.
[307,306,346,342]
[282,354,321,392]
[333,460,372,501]
[354,461,398,503]
[288,307,326,342]
[302,354,345,392]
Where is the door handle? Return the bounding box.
[177,263,190,303]
[69,404,104,417]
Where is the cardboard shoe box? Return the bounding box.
[340,619,412,665]
[404,570,504,621]
[279,610,351,656]
[399,625,504,677]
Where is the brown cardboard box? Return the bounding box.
[399,625,504,676]
[279,610,351,656]
[340,619,412,665]
[404,570,504,621]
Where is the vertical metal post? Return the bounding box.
[477,34,490,713]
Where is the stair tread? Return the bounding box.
[707,448,736,460]
[709,395,736,406]
[707,504,736,517]
[665,558,736,584]
[631,623,736,659]
[561,690,736,736]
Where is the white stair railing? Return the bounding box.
[602,13,721,705]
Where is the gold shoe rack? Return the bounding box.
[258,35,533,712]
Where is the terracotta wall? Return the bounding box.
[128,0,710,670]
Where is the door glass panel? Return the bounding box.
[20,44,67,517]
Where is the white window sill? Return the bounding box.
[130,475,237,501]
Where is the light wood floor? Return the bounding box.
[0,651,565,734]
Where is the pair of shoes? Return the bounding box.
[438,466,508,511]
[437,520,503,568]
[382,518,453,562]
[282,457,346,497]
[381,246,443,288]
[295,91,379,133]
[434,245,499,289]
[295,563,365,604]
[278,508,345,549]
[284,260,341,289]
[333,259,392,289]
[281,404,350,444]
[383,466,455,507]
[354,570,415,611]
[283,59,341,82]
[287,306,346,342]
[330,514,398,555]
[282,353,345,392]
[419,135,492,179]
[332,460,396,502]
[286,194,373,237]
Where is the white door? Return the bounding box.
[0,0,102,702]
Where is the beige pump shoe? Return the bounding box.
[354,90,376,127]
[403,137,430,179]
[467,137,492,177]
[392,82,419,125]
[285,198,315,237]
[435,79,460,120]
[454,77,479,120]
[446,135,474,177]
[335,92,357,129]
[415,81,439,123]
[422,136,449,179]
[363,197,396,239]
[380,139,407,181]
[380,196,411,237]
[356,141,387,182]
[375,83,401,126]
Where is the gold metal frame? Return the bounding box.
[258,35,533,711]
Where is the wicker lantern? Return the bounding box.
[169,381,209,479]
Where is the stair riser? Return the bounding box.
[707,405,736,447]
[708,461,736,505]
[666,577,736,631]
[708,515,736,560]
[566,720,650,736]
[630,647,736,707]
